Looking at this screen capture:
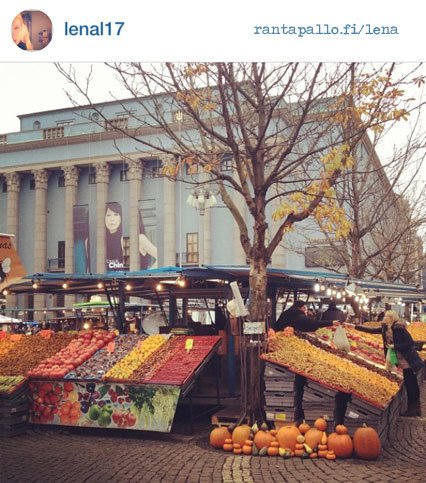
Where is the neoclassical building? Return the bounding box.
[1,98,293,312]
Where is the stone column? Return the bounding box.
[127,159,143,271]
[163,165,176,267]
[4,172,20,310]
[32,169,50,312]
[62,166,79,307]
[95,163,110,273]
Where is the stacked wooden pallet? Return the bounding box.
[0,377,29,437]
[264,362,299,425]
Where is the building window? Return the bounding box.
[104,116,128,131]
[2,182,7,193]
[58,241,65,269]
[88,169,96,185]
[33,121,41,130]
[221,153,233,171]
[143,158,163,178]
[122,236,130,270]
[0,134,7,144]
[186,232,199,264]
[185,162,199,175]
[30,178,35,190]
[120,168,129,182]
[58,176,65,187]
[43,127,64,139]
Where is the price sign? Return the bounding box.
[185,338,194,351]
[107,341,115,353]
[243,321,265,335]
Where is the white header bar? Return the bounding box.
[1,1,424,61]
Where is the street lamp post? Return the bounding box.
[187,188,217,266]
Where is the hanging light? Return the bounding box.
[326,287,332,296]
[32,278,40,289]
[176,277,186,288]
[2,289,9,296]
[62,281,69,289]
[125,283,132,291]
[156,283,163,292]
[336,292,342,299]
[320,284,326,291]
[313,282,320,292]
[97,282,104,289]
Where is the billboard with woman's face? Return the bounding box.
[105,202,125,272]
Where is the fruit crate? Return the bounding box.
[304,380,341,399]
[302,402,335,422]
[265,406,298,425]
[264,391,297,408]
[303,387,335,403]
[344,402,388,435]
[264,378,295,392]
[350,395,385,416]
[264,362,296,380]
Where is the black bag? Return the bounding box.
[404,347,424,373]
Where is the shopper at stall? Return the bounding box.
[352,310,423,417]
[321,301,346,323]
[275,300,334,332]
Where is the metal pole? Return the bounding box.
[199,212,204,267]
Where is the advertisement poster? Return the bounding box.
[105,201,126,272]
[73,205,90,273]
[29,381,181,433]
[0,234,26,291]
[138,199,158,269]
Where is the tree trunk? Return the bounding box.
[239,256,269,425]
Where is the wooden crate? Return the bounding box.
[265,406,298,425]
[264,363,295,380]
[305,380,339,399]
[303,402,335,422]
[264,391,297,408]
[264,378,295,392]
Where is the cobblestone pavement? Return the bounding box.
[1,395,425,483]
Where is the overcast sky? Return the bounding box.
[0,63,424,189]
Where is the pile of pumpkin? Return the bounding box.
[209,418,381,461]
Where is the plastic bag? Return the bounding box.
[385,347,398,371]
[333,325,351,352]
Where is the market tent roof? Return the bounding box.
[4,265,424,302]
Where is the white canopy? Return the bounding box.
[0,314,22,323]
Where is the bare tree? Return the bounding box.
[56,62,425,422]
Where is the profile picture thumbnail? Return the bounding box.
[11,10,52,51]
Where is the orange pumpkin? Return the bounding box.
[269,441,279,448]
[304,428,323,450]
[223,442,233,452]
[327,432,353,459]
[210,427,232,448]
[326,451,336,460]
[244,439,253,446]
[298,420,311,435]
[253,430,276,450]
[314,417,327,432]
[309,452,318,459]
[318,449,328,458]
[267,446,279,456]
[232,424,252,447]
[242,444,253,455]
[335,424,349,435]
[233,447,242,455]
[276,425,301,451]
[353,424,381,460]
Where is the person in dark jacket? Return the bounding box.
[275,300,333,332]
[354,310,423,417]
[322,301,346,323]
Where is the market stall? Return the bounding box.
[0,330,221,433]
